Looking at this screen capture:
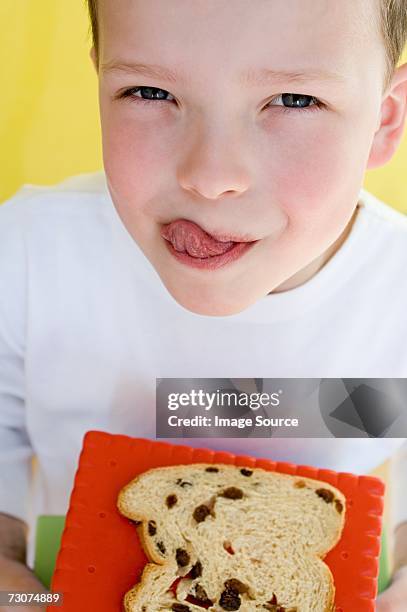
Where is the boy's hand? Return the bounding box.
[0,555,49,612]
[0,513,47,611]
[376,566,407,612]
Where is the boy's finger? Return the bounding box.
[376,567,407,611]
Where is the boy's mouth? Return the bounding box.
[160,218,257,259]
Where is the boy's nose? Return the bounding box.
[177,126,251,201]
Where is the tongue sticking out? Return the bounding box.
[160,219,236,258]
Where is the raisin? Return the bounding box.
[176,478,193,488]
[175,548,190,567]
[129,519,142,526]
[240,468,253,477]
[262,597,292,612]
[220,487,244,500]
[190,560,202,578]
[148,520,157,536]
[224,579,249,594]
[193,504,211,522]
[171,605,190,612]
[223,541,235,555]
[316,488,334,503]
[205,466,219,472]
[294,481,306,489]
[157,540,166,554]
[166,494,178,508]
[335,499,344,514]
[195,584,212,604]
[219,588,241,610]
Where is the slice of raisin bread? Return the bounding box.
[117,464,346,612]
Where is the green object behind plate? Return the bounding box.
[378,527,391,594]
[34,515,392,593]
[34,516,66,589]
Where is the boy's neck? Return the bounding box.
[272,204,360,294]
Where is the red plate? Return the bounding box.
[50,431,385,611]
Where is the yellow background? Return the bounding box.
[1,0,407,210]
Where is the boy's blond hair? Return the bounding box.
[86,0,406,90]
[381,0,407,86]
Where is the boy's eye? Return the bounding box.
[267,93,320,109]
[119,86,175,103]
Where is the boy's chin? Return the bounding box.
[162,281,256,317]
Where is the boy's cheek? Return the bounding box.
[101,112,172,207]
[272,123,367,227]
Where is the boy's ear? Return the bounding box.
[89,47,98,73]
[367,63,407,169]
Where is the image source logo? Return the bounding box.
[156,378,407,439]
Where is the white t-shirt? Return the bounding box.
[0,171,406,567]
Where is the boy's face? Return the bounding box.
[95,0,386,316]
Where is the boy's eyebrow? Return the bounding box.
[243,68,346,86]
[101,60,346,86]
[101,61,180,83]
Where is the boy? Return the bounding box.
[1,0,407,609]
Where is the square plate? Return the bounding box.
[50,431,385,611]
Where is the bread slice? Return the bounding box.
[117,463,346,612]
